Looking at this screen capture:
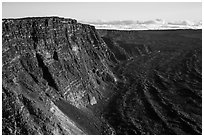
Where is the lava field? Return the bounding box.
[98,29,202,134]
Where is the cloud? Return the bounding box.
[80,19,202,30]
[83,20,135,25]
[168,20,194,26]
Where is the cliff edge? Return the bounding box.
[2,17,117,135]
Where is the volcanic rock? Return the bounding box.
[2,17,117,135]
[2,17,202,135]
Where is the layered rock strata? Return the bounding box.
[2,17,117,135]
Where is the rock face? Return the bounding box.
[2,17,202,135]
[2,17,117,135]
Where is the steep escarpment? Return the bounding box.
[2,17,117,135]
[2,17,202,135]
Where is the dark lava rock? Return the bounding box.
[2,17,202,135]
[98,29,202,135]
[2,17,117,135]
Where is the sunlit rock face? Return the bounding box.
[2,17,117,135]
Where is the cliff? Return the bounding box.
[2,17,202,135]
[2,17,117,135]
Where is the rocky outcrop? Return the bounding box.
[2,17,117,135]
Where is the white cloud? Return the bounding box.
[168,20,194,26]
[80,19,202,30]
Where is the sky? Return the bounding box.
[2,2,202,22]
